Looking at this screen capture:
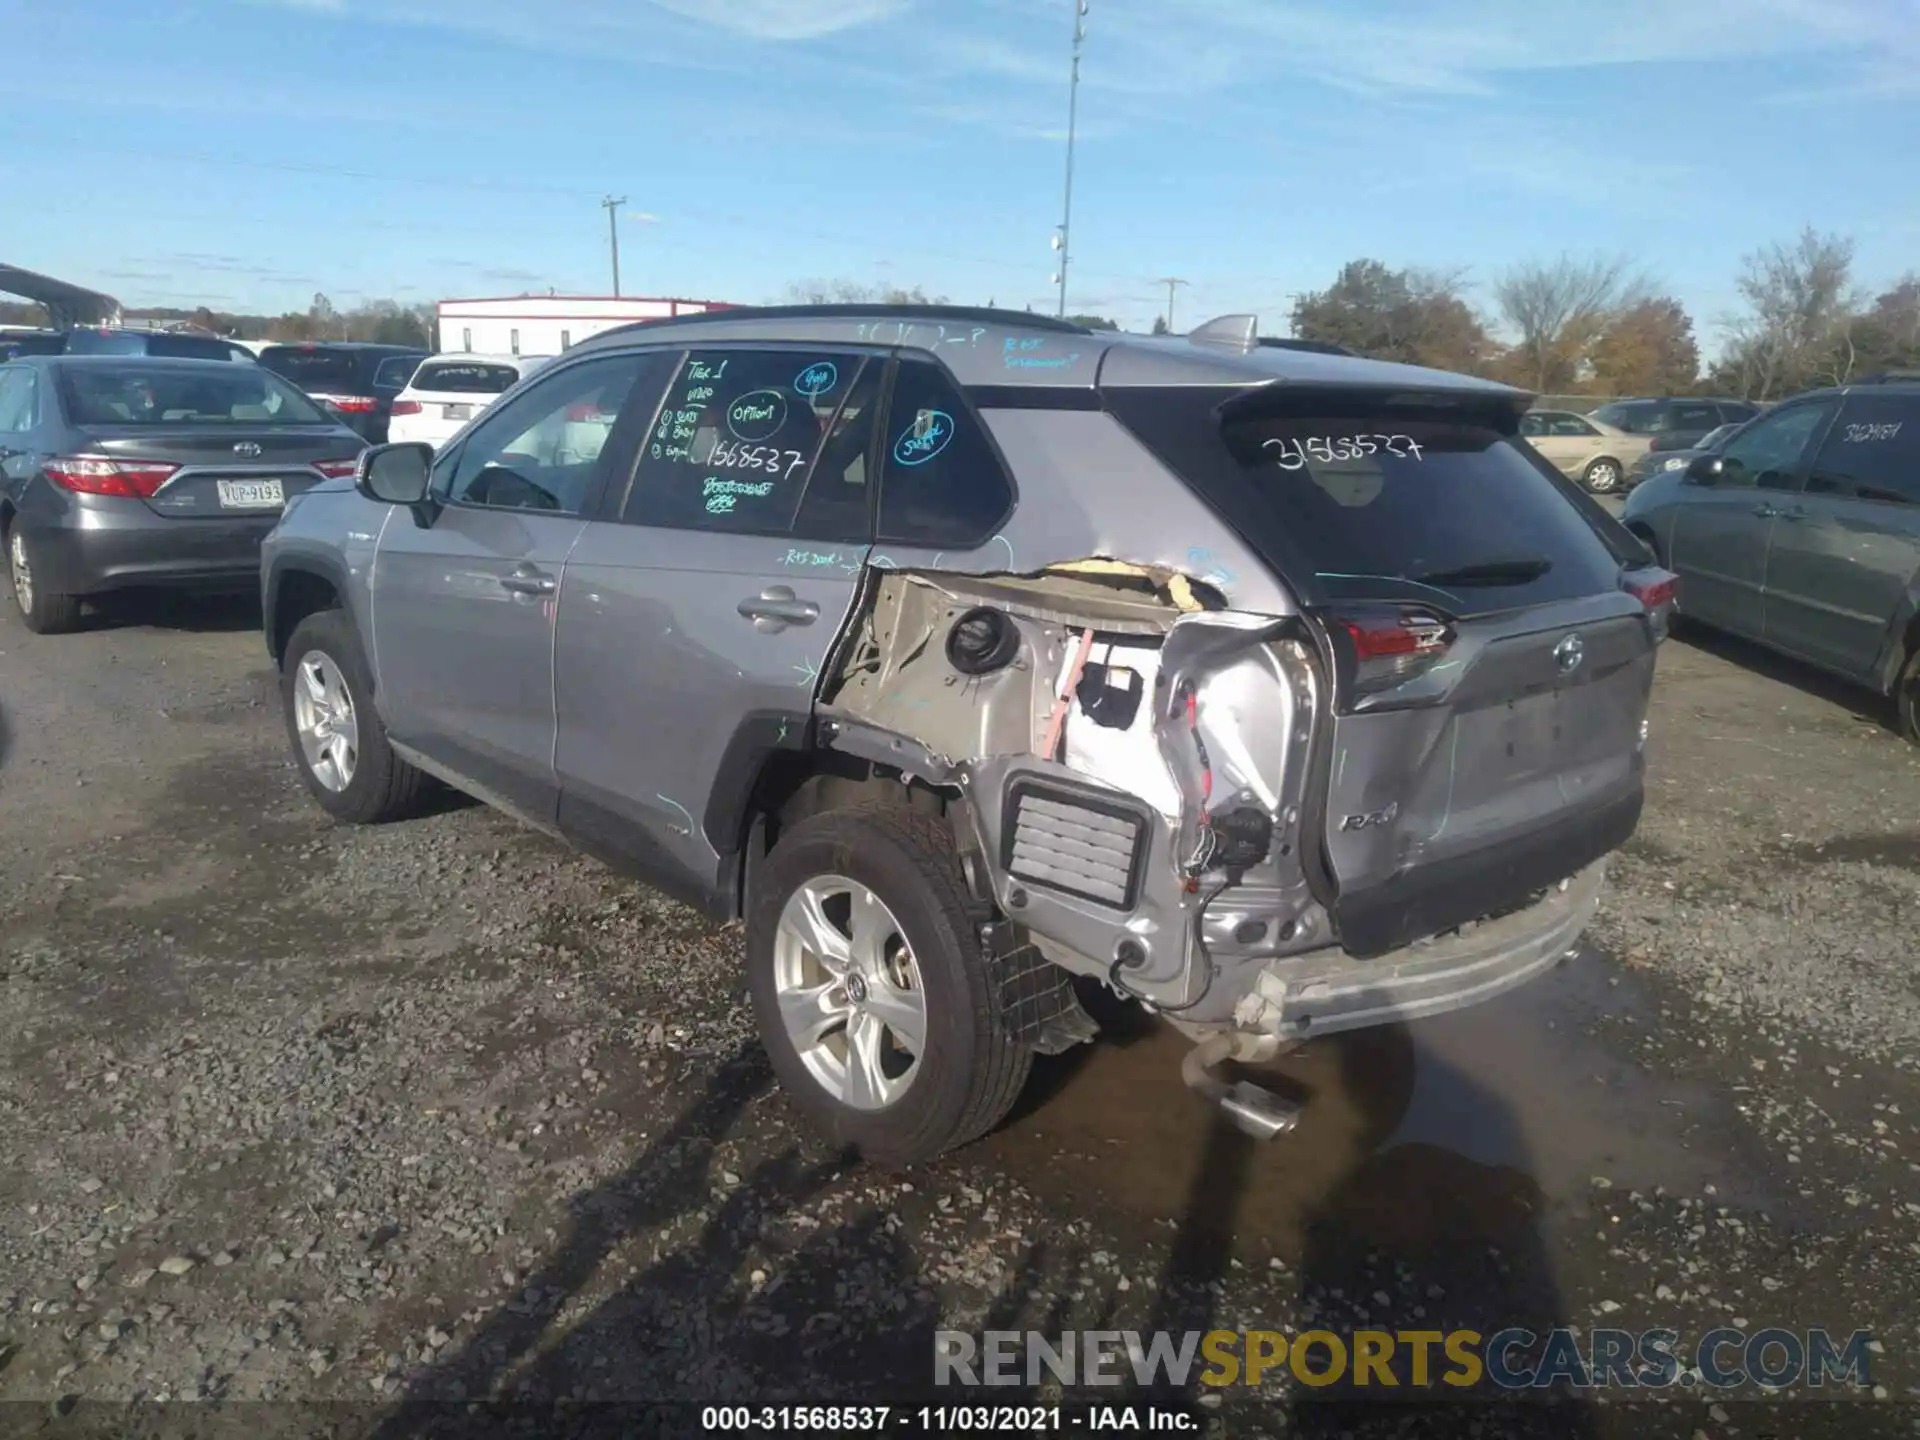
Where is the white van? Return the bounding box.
[388,354,553,450]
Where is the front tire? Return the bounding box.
[6,520,82,634]
[282,608,428,823]
[747,805,1032,1167]
[1584,457,1623,494]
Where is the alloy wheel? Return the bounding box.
[772,875,928,1111]
[292,650,360,792]
[8,530,31,614]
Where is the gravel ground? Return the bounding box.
[2,591,1918,1437]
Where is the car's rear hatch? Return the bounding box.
[399,359,527,429]
[1105,374,1662,957]
[75,424,362,517]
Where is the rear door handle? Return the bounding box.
[738,585,820,632]
[499,564,557,596]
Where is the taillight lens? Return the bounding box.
[1328,608,1455,699]
[323,395,379,414]
[44,456,179,498]
[389,399,422,416]
[1625,568,1679,611]
[312,459,361,479]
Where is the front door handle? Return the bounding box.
[499,564,557,596]
[738,585,820,632]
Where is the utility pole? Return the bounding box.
[1054,0,1088,318]
[601,195,626,297]
[1156,276,1190,332]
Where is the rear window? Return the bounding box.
[146,335,243,361]
[61,363,330,427]
[411,362,521,395]
[258,348,361,389]
[1107,387,1629,615]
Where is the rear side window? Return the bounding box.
[1806,394,1920,505]
[622,348,875,540]
[1108,388,1628,615]
[259,348,359,389]
[374,356,421,390]
[877,358,1013,546]
[1591,400,1664,434]
[411,362,521,395]
[1669,402,1722,432]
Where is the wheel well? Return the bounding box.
[732,749,959,919]
[271,569,342,666]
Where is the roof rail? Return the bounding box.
[592,304,1089,343]
[1188,314,1260,354]
[1856,369,1920,385]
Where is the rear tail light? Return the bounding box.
[322,395,379,414]
[1624,568,1679,611]
[44,456,179,498]
[1328,608,1455,699]
[389,399,422,416]
[312,459,361,479]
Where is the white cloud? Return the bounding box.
[645,0,908,41]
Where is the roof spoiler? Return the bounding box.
[1187,313,1259,354]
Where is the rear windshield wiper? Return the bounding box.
[1412,556,1553,587]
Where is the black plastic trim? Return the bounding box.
[1332,786,1642,959]
[964,385,1103,411]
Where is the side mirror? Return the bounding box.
[1684,454,1724,486]
[357,442,434,505]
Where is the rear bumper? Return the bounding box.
[25,503,279,596]
[1239,857,1607,1040]
[1331,784,1640,958]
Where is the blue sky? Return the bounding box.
[3,0,1917,340]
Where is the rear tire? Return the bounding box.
[746,804,1032,1167]
[282,608,429,823]
[1897,649,1920,747]
[1584,457,1623,494]
[5,520,82,635]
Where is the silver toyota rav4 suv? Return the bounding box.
[262,306,1675,1165]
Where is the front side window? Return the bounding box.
[444,353,664,516]
[1714,402,1834,490]
[877,358,1014,546]
[1805,395,1920,505]
[622,348,874,540]
[59,363,329,426]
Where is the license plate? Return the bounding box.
[216,478,285,509]
[443,403,471,421]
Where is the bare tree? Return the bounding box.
[1492,255,1647,392]
[1720,229,1859,399]
[783,279,950,306]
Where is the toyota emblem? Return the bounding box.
[1553,633,1585,674]
[232,441,263,458]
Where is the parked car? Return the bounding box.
[388,354,553,450]
[0,328,254,363]
[1626,420,1744,489]
[1591,397,1760,453]
[262,304,1672,1164]
[1621,377,1920,741]
[256,342,427,445]
[1518,408,1653,493]
[62,328,257,363]
[0,356,365,633]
